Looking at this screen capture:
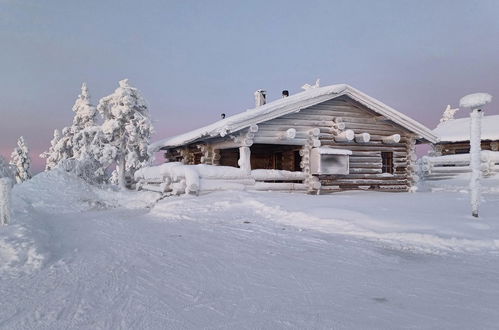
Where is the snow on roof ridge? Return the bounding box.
[151,83,437,151]
[433,114,499,143]
[150,84,347,150]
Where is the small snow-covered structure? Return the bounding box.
[421,105,499,181]
[432,114,499,154]
[149,83,436,194]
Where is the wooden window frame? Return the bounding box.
[381,152,394,174]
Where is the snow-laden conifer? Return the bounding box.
[71,83,98,159]
[40,128,73,171]
[97,79,153,187]
[10,136,32,183]
[66,83,107,182]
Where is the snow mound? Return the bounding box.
[459,93,492,108]
[13,169,158,213]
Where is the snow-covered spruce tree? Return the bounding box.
[97,79,153,188]
[40,128,73,171]
[9,136,32,183]
[71,82,98,158]
[67,83,107,183]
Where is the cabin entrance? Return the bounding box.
[250,144,301,171]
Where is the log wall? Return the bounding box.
[255,96,416,192]
[435,141,499,155]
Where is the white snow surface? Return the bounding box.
[433,114,499,142]
[459,92,492,109]
[150,84,437,151]
[1,170,499,328]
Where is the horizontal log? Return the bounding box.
[251,169,306,181]
[349,168,382,174]
[330,179,408,185]
[270,118,335,126]
[252,182,308,191]
[349,163,382,169]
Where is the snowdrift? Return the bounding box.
[0,169,157,278]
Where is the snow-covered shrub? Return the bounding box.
[10,136,32,184]
[97,79,154,187]
[58,157,106,184]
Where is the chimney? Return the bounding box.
[282,90,289,98]
[254,89,266,107]
[221,113,226,119]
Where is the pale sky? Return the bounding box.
[1,0,498,171]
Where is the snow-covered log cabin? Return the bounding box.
[148,83,437,193]
[421,109,499,180]
[432,112,499,155]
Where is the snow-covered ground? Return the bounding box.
[1,170,499,329]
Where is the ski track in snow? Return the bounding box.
[1,175,499,328]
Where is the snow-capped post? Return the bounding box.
[0,177,12,225]
[10,136,32,183]
[459,92,492,218]
[97,79,154,188]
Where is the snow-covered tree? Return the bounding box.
[40,128,72,171]
[97,79,153,187]
[9,136,32,183]
[65,83,108,183]
[71,83,98,159]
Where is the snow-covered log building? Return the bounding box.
[432,114,499,155]
[149,84,437,193]
[421,113,499,180]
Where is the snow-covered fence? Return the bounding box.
[135,163,316,195]
[420,151,499,180]
[0,178,12,225]
[135,163,255,195]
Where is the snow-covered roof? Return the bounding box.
[151,84,437,151]
[434,115,499,143]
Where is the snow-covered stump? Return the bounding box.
[460,92,492,218]
[0,178,12,225]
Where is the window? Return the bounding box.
[381,152,393,174]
